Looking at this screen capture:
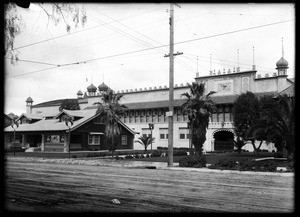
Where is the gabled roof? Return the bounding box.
[17,113,44,121]
[54,109,85,119]
[4,108,135,135]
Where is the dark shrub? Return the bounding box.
[134,154,140,159]
[286,162,294,172]
[125,155,134,159]
[71,155,77,158]
[179,155,206,168]
[216,158,237,169]
[146,154,150,158]
[173,150,188,156]
[151,150,161,157]
[238,160,277,172]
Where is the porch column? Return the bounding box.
[41,134,45,151]
[211,140,215,152]
[64,134,68,153]
[22,134,27,147]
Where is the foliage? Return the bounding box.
[95,90,127,156]
[4,3,87,64]
[181,82,216,156]
[135,135,155,151]
[249,94,294,156]
[151,150,162,157]
[59,99,80,111]
[85,152,108,158]
[232,91,260,153]
[179,155,207,168]
[208,158,277,172]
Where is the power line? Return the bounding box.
[6,19,294,78]
[6,66,58,79]
[10,7,161,51]
[58,19,293,67]
[5,58,59,66]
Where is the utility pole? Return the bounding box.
[164,3,182,167]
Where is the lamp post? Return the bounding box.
[148,123,154,150]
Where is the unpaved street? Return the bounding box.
[5,158,294,213]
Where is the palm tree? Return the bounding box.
[95,89,127,157]
[181,82,216,156]
[250,94,294,157]
[135,135,155,151]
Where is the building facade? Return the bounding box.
[13,55,293,152]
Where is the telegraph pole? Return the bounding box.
[165,3,182,167]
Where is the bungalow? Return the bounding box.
[4,108,135,152]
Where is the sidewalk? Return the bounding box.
[6,156,293,177]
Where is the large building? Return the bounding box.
[4,53,294,152]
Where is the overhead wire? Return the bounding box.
[6,18,294,79]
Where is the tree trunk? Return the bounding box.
[111,136,114,158]
[251,140,259,155]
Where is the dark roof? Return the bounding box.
[4,108,135,135]
[17,113,44,121]
[32,98,84,108]
[26,97,33,103]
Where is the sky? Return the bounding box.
[4,3,295,116]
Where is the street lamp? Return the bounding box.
[148,123,154,150]
[65,117,74,158]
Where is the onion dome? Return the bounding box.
[26,96,33,103]
[87,83,97,92]
[98,82,109,92]
[77,90,83,95]
[276,57,288,68]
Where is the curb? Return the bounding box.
[162,166,294,177]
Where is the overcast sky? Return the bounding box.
[4,3,295,116]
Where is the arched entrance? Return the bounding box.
[213,130,234,151]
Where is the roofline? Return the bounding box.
[195,70,257,79]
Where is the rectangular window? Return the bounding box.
[224,113,230,122]
[121,135,127,146]
[212,113,218,122]
[179,127,189,140]
[159,128,168,140]
[142,128,150,137]
[88,134,101,145]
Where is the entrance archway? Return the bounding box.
[213,130,234,151]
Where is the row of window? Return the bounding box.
[141,128,191,140]
[118,106,233,124]
[88,134,128,146]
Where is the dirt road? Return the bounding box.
[5,158,294,213]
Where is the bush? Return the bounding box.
[71,155,77,158]
[216,158,238,169]
[151,150,161,157]
[85,152,107,158]
[238,160,277,172]
[173,150,188,156]
[179,155,207,168]
[125,155,134,159]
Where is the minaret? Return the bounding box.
[276,37,288,76]
[26,96,34,114]
[237,49,240,72]
[252,46,256,70]
[209,54,213,75]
